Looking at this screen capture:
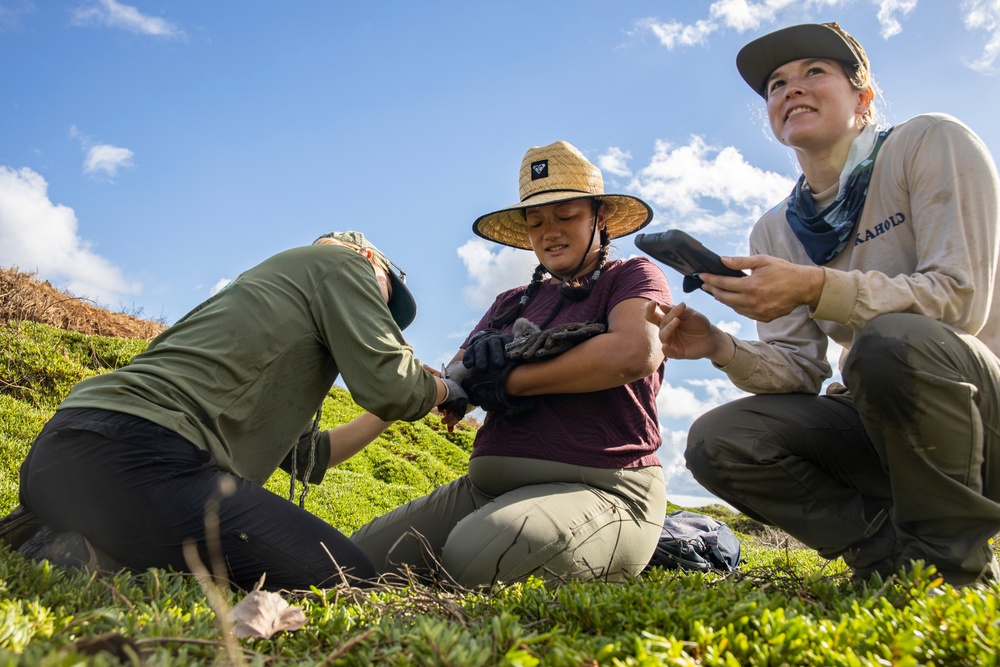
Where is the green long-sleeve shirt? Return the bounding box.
[59,244,438,485]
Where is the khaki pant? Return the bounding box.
[688,313,1000,585]
[350,456,666,588]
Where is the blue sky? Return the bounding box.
[2,0,999,505]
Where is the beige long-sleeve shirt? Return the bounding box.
[721,113,1000,394]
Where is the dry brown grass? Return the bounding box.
[0,266,166,340]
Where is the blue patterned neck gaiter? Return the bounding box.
[785,126,894,265]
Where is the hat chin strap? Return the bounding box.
[538,212,604,330]
[553,202,601,282]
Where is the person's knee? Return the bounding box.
[441,517,567,588]
[441,492,620,587]
[844,313,940,391]
[685,402,753,484]
[685,414,716,483]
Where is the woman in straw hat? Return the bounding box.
[646,22,1000,586]
[351,140,672,587]
[6,231,468,591]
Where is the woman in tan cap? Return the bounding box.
[646,22,1000,586]
[352,140,672,587]
[6,231,467,591]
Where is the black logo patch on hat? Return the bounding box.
[531,159,549,180]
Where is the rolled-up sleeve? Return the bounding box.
[310,253,438,421]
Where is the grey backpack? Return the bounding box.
[644,510,741,573]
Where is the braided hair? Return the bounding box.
[489,199,611,329]
[560,226,610,302]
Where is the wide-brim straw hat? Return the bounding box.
[472,140,653,250]
[313,230,416,330]
[736,23,868,98]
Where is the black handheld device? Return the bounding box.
[634,230,745,293]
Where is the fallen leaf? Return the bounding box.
[229,588,307,639]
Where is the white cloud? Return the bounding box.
[716,319,745,336]
[655,353,754,503]
[637,0,997,76]
[457,238,539,310]
[636,0,998,75]
[635,0,852,46]
[0,165,140,306]
[657,428,690,482]
[876,0,918,38]
[210,278,232,296]
[708,0,789,31]
[597,147,633,178]
[70,127,135,181]
[635,16,719,49]
[83,144,135,180]
[629,136,794,237]
[657,426,734,502]
[71,0,183,38]
[963,0,1000,73]
[657,376,749,422]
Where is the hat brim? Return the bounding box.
[316,231,417,329]
[472,193,653,250]
[736,23,861,98]
[386,271,416,331]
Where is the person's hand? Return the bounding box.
[439,410,463,430]
[505,321,606,361]
[461,362,534,417]
[698,254,825,323]
[644,300,733,364]
[440,360,471,384]
[436,377,469,432]
[462,329,514,373]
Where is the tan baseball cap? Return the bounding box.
[313,230,416,330]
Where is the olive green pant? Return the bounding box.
[687,313,1000,585]
[350,456,666,588]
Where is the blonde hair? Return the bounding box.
[825,22,881,127]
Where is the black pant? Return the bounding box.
[19,408,374,591]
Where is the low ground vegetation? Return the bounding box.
[1,270,997,665]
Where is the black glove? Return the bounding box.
[437,377,469,418]
[505,321,607,362]
[461,362,534,416]
[462,329,514,373]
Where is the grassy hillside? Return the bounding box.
[1,309,999,665]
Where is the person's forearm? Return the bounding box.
[326,412,393,468]
[433,377,450,405]
[707,329,737,366]
[506,330,661,396]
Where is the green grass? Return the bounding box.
[1,319,999,666]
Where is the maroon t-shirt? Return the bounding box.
[465,257,671,469]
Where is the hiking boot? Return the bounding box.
[0,505,44,551]
[931,545,1000,589]
[17,526,123,572]
[983,553,1000,584]
[18,526,101,569]
[843,508,901,582]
